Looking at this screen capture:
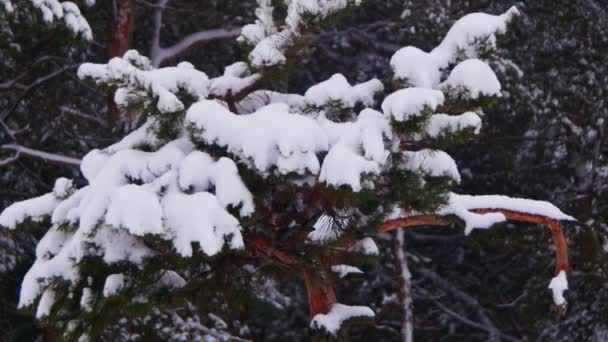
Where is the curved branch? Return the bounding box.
[380,208,569,275]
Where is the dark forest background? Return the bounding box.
[1,0,606,340]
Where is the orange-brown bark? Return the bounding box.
[106,0,137,120]
[379,208,570,275]
[303,269,336,318]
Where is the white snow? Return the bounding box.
[246,0,362,68]
[402,149,461,182]
[105,184,164,236]
[308,215,342,243]
[36,289,56,318]
[441,59,501,99]
[332,265,364,278]
[0,177,72,228]
[382,88,445,122]
[186,100,328,175]
[390,47,441,88]
[162,191,244,257]
[432,6,520,65]
[310,303,374,336]
[178,152,254,216]
[548,270,568,306]
[158,270,187,289]
[390,7,519,89]
[348,237,379,256]
[79,51,209,113]
[80,287,93,311]
[425,112,482,138]
[6,0,93,40]
[439,193,576,235]
[304,74,383,108]
[103,274,126,297]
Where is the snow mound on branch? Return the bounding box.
[237,90,306,113]
[79,51,209,113]
[402,150,461,182]
[0,178,73,229]
[433,6,520,64]
[186,100,328,175]
[382,88,445,122]
[179,152,254,216]
[548,271,568,306]
[319,109,392,191]
[304,74,383,108]
[390,7,519,87]
[103,274,125,297]
[440,193,576,235]
[163,191,244,257]
[310,303,374,336]
[348,237,379,256]
[441,59,501,99]
[390,47,441,88]
[425,112,482,137]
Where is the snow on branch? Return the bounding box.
[2,0,93,40]
[1,144,81,166]
[382,193,574,307]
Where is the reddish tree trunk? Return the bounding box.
[106,0,137,120]
[303,269,336,318]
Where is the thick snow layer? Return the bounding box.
[548,270,568,306]
[304,74,383,108]
[318,109,391,191]
[332,265,364,278]
[439,193,576,235]
[425,112,482,138]
[390,7,519,88]
[103,274,126,297]
[441,59,501,99]
[178,152,254,216]
[105,184,164,236]
[452,194,576,221]
[186,100,328,175]
[79,51,209,113]
[208,73,261,98]
[402,149,461,182]
[390,47,441,88]
[433,6,520,65]
[439,193,506,235]
[310,303,374,336]
[382,88,445,122]
[237,90,306,113]
[0,177,72,229]
[163,191,244,257]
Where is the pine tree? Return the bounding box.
[0,1,577,340]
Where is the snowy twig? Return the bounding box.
[0,144,80,166]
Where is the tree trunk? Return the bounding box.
[395,229,413,342]
[106,0,137,120]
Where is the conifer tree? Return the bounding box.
[0,1,577,340]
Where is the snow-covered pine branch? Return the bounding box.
[0,2,577,340]
[0,0,93,40]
